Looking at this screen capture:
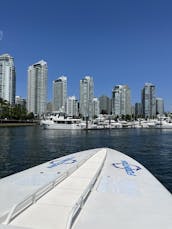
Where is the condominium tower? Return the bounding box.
[92,97,100,118]
[142,83,156,118]
[112,85,131,116]
[66,96,78,117]
[99,95,111,114]
[53,76,67,112]
[156,97,164,115]
[0,54,16,104]
[27,60,47,115]
[80,76,94,119]
[135,102,142,117]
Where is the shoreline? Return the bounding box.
[0,121,39,127]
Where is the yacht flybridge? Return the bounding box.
[0,148,171,229]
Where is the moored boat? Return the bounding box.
[155,120,172,129]
[41,114,83,130]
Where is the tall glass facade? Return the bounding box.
[79,76,94,119]
[112,85,131,116]
[142,83,156,118]
[156,98,164,115]
[0,54,16,104]
[27,60,47,115]
[99,95,111,114]
[53,76,67,112]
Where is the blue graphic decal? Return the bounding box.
[112,160,141,176]
[121,160,135,176]
[47,157,77,168]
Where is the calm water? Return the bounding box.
[0,126,172,193]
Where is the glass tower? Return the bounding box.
[112,85,131,116]
[156,98,164,115]
[0,54,16,104]
[27,60,47,116]
[142,83,156,118]
[79,76,94,119]
[66,96,78,117]
[53,76,67,112]
[99,95,111,114]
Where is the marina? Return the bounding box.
[40,113,172,130]
[1,1,172,228]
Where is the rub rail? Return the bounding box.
[3,153,94,225]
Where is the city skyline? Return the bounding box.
[1,0,172,110]
[0,54,167,113]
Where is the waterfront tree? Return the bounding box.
[0,98,32,120]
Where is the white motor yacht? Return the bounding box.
[41,114,82,130]
[155,120,172,129]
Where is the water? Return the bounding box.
[0,126,172,193]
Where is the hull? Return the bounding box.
[155,124,172,129]
[41,118,82,130]
[0,148,171,229]
[43,123,82,130]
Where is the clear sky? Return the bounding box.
[0,0,172,110]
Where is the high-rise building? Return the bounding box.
[142,83,156,118]
[0,54,16,104]
[156,98,164,115]
[112,85,131,116]
[66,96,78,117]
[27,60,47,116]
[135,102,142,117]
[15,96,26,108]
[92,97,100,118]
[46,101,53,113]
[53,76,67,112]
[99,95,111,114]
[79,76,94,119]
[131,105,135,116]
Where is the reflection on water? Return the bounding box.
[0,126,172,193]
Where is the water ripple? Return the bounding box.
[0,127,171,193]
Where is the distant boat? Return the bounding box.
[41,113,83,130]
[155,120,172,129]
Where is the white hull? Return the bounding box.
[43,123,82,130]
[155,121,172,129]
[41,118,83,130]
[0,148,171,229]
[156,125,172,129]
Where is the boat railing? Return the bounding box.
[66,150,107,229]
[3,153,94,225]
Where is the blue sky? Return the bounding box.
[0,0,172,110]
